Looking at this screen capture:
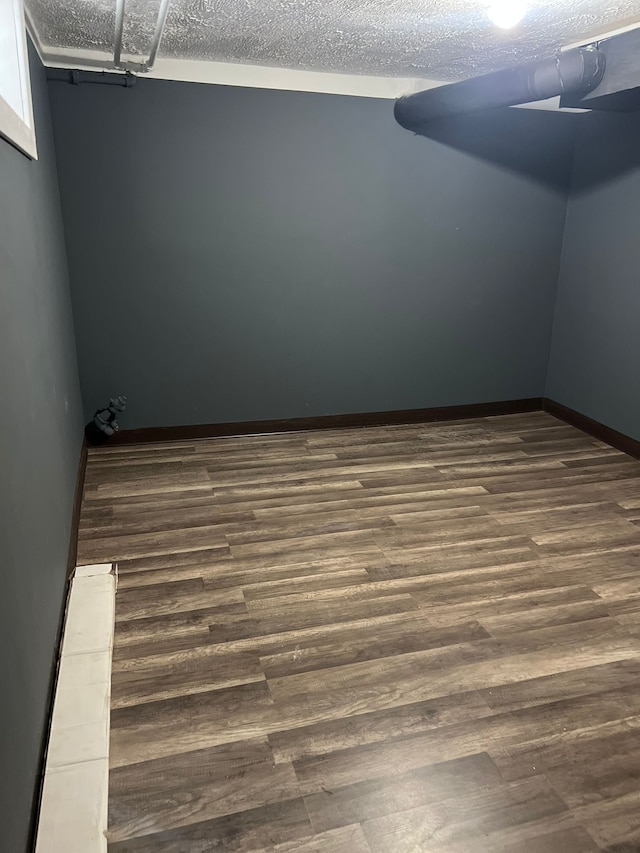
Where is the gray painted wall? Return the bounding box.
[0,45,84,852]
[49,78,575,429]
[547,111,640,441]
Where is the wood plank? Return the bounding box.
[303,752,502,833]
[107,797,313,851]
[290,683,640,796]
[360,776,568,852]
[108,741,301,843]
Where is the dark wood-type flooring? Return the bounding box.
[76,412,640,852]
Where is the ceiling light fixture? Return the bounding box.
[486,1,528,29]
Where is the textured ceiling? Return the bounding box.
[28,0,639,79]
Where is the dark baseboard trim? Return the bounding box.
[28,438,88,853]
[101,397,640,462]
[544,399,640,461]
[111,398,544,445]
[67,438,89,579]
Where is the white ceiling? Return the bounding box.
[27,0,640,81]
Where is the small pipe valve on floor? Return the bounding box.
[85,396,128,445]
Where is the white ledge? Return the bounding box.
[36,564,116,853]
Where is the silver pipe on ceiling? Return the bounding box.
[113,0,126,68]
[112,0,171,73]
[394,45,606,132]
[146,0,172,70]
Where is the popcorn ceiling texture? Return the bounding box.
[27,0,638,78]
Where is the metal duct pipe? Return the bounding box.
[394,45,605,132]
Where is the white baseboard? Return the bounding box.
[36,564,116,853]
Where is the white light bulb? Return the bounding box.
[486,1,527,29]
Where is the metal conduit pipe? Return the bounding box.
[113,0,126,68]
[146,0,172,70]
[112,0,171,72]
[394,44,605,133]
